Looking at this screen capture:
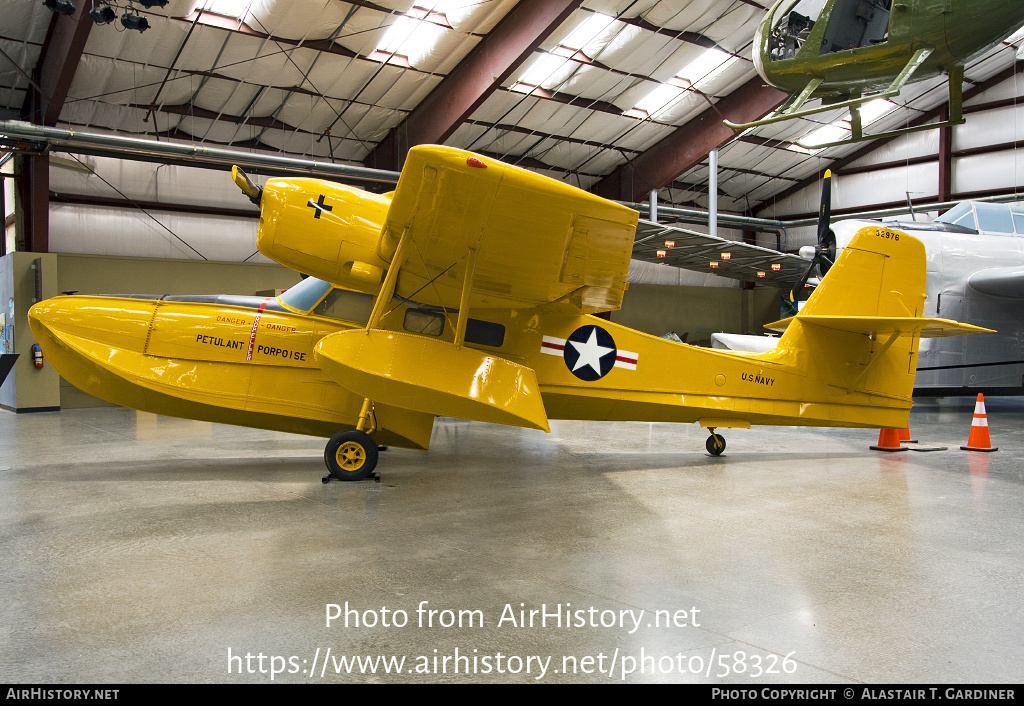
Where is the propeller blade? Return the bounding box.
[231,165,263,205]
[789,259,818,303]
[816,169,832,249]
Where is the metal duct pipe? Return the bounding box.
[628,202,787,233]
[649,189,658,224]
[708,148,718,238]
[0,120,401,185]
[781,194,1024,228]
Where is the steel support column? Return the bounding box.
[592,78,786,202]
[364,0,583,170]
[938,106,953,202]
[16,154,48,253]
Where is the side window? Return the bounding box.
[953,209,977,231]
[404,309,444,336]
[465,319,505,348]
[1013,213,1024,235]
[400,311,505,347]
[313,288,375,323]
[974,203,1014,234]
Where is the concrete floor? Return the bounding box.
[2,398,1023,684]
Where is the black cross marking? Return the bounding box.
[308,194,332,219]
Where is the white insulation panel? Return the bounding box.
[49,203,265,263]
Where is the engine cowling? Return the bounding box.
[256,177,391,294]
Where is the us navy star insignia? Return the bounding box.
[540,325,638,381]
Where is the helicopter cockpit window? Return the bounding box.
[277,277,332,312]
[820,0,892,55]
[770,0,828,60]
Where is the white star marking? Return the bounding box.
[569,329,615,374]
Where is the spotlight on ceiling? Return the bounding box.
[43,0,76,15]
[121,11,150,32]
[89,4,116,24]
[136,0,168,6]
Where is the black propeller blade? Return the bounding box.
[790,169,836,303]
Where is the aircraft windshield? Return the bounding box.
[277,277,376,324]
[278,277,332,312]
[936,202,1024,234]
[770,0,828,60]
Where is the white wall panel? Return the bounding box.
[48,203,267,263]
[49,155,250,210]
[847,127,939,168]
[953,151,1024,194]
[952,105,1024,151]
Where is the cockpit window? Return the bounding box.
[277,277,332,312]
[974,202,1015,234]
[819,0,891,55]
[936,202,976,230]
[770,0,828,60]
[313,288,375,323]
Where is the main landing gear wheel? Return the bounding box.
[706,433,726,456]
[323,429,379,482]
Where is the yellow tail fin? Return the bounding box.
[765,226,990,404]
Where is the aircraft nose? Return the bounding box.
[29,295,154,352]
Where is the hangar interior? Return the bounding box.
[2,0,1024,684]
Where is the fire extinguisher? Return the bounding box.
[32,344,44,369]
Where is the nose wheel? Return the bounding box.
[705,429,726,456]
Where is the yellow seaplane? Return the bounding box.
[29,146,990,481]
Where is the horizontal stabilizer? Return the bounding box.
[765,315,994,338]
[315,329,550,432]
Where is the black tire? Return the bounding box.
[324,430,379,481]
[706,433,726,456]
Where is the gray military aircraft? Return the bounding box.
[633,199,1024,396]
[831,201,1024,395]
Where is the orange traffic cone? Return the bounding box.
[898,427,918,443]
[871,428,907,452]
[961,393,998,452]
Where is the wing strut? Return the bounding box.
[366,223,413,332]
[454,246,479,349]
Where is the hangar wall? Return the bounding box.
[0,252,60,412]
[611,283,782,346]
[758,73,1024,240]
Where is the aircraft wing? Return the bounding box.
[379,145,639,313]
[631,221,808,288]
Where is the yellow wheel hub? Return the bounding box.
[336,441,367,472]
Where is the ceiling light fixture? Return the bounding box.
[43,0,76,15]
[89,1,115,24]
[121,11,150,32]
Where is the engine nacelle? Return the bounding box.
[256,177,391,294]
